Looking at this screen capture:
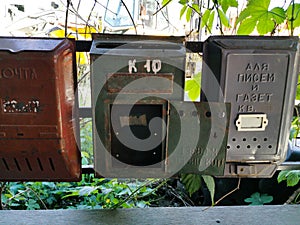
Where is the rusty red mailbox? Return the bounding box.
[0,37,81,181]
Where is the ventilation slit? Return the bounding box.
[37,158,44,171]
[14,158,21,171]
[25,158,32,171]
[2,158,9,171]
[49,158,55,171]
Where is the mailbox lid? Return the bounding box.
[0,37,70,52]
[90,34,186,58]
[206,35,298,50]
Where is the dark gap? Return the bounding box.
[37,158,44,171]
[2,158,9,171]
[25,158,32,171]
[49,158,55,171]
[14,158,21,171]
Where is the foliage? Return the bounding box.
[181,174,202,196]
[278,170,300,187]
[202,175,215,205]
[80,119,94,165]
[236,0,300,35]
[185,72,201,101]
[244,192,273,205]
[1,177,163,210]
[162,0,237,34]
[180,174,215,205]
[290,116,300,140]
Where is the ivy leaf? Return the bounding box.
[236,0,284,35]
[181,174,202,196]
[244,192,273,205]
[270,7,286,24]
[202,175,215,205]
[237,17,257,34]
[277,170,289,183]
[286,171,300,187]
[256,13,275,34]
[220,0,238,13]
[218,8,230,27]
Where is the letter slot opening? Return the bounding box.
[236,114,268,131]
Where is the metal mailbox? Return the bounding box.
[0,37,81,181]
[91,34,230,178]
[201,36,300,177]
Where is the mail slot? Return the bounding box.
[0,37,81,181]
[91,34,230,178]
[201,36,300,177]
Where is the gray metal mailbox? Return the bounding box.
[90,34,230,178]
[202,36,300,177]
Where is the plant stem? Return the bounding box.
[285,185,300,204]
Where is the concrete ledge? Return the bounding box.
[1,205,300,225]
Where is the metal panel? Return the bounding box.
[201,36,300,177]
[0,37,81,181]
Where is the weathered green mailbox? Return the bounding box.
[91,34,230,178]
[202,36,300,177]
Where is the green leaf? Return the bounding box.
[236,0,282,35]
[181,174,202,196]
[236,8,251,24]
[178,0,187,5]
[260,194,273,204]
[208,11,215,33]
[244,192,273,205]
[220,0,238,13]
[202,175,215,205]
[79,186,98,196]
[256,14,275,34]
[286,4,300,29]
[192,3,200,15]
[278,170,289,183]
[185,79,200,101]
[180,5,187,19]
[237,17,257,35]
[201,9,211,29]
[186,7,193,22]
[162,0,172,7]
[218,8,230,27]
[296,75,300,100]
[185,79,197,91]
[286,171,300,187]
[270,7,286,24]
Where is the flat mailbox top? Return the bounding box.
[207,36,299,50]
[0,37,73,53]
[90,34,186,56]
